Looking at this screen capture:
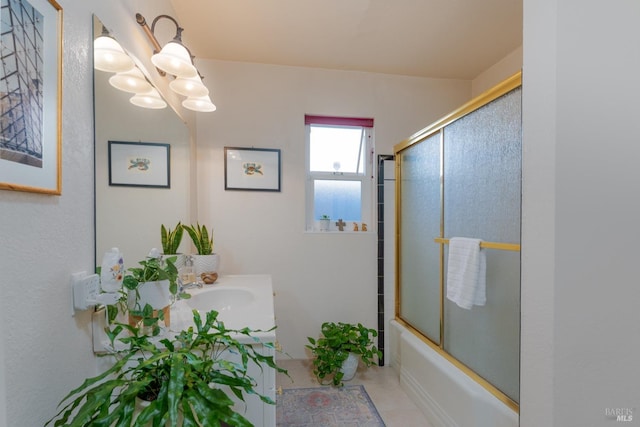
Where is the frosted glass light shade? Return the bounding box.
[182,95,216,112]
[109,68,153,94]
[130,88,167,109]
[169,75,209,97]
[94,35,134,73]
[151,41,197,78]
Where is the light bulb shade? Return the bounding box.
[182,95,217,112]
[94,35,134,73]
[130,88,167,109]
[151,41,197,78]
[169,75,209,97]
[109,68,153,94]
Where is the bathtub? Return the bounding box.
[389,320,518,427]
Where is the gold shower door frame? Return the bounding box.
[393,72,522,412]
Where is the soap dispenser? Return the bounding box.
[181,255,195,285]
[100,247,124,292]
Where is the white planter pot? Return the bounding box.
[340,352,359,381]
[192,254,220,276]
[128,279,172,311]
[319,218,331,232]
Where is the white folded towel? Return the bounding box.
[446,237,486,309]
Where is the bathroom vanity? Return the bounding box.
[93,274,278,427]
[172,274,278,426]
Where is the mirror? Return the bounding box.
[93,15,192,266]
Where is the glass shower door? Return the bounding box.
[443,87,522,402]
[398,132,442,344]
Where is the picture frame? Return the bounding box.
[108,141,170,188]
[0,0,63,195]
[224,147,281,192]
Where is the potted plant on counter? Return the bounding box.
[306,321,382,386]
[160,222,186,269]
[46,309,288,426]
[184,222,219,277]
[123,253,184,333]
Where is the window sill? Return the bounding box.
[304,230,376,235]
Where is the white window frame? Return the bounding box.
[304,115,375,232]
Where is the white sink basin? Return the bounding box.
[170,275,275,341]
[186,287,255,312]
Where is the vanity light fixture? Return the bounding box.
[94,26,167,110]
[93,26,135,73]
[136,13,216,113]
[169,74,209,98]
[108,67,153,94]
[130,87,168,110]
[182,95,217,112]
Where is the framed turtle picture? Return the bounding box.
[108,141,170,188]
[224,147,281,192]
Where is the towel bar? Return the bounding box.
[434,237,520,252]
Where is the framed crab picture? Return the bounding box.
[224,147,281,192]
[108,141,170,188]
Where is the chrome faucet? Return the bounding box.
[179,280,203,294]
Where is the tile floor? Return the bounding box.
[276,359,433,426]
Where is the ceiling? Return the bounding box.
[168,0,522,80]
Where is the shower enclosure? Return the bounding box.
[394,72,522,410]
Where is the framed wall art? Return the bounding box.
[0,0,63,194]
[224,147,281,192]
[108,141,170,188]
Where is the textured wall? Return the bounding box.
[0,2,95,425]
[0,1,183,425]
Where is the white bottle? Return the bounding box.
[101,247,124,292]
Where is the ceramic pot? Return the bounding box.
[128,279,172,311]
[319,218,331,232]
[340,352,359,381]
[191,253,220,276]
[127,279,173,329]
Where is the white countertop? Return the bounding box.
[170,274,276,343]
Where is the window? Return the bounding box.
[305,115,374,231]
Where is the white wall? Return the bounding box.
[193,59,471,358]
[0,1,184,425]
[0,2,95,425]
[521,0,640,425]
[472,46,523,97]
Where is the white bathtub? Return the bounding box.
[389,320,518,427]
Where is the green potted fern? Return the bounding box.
[306,321,382,386]
[184,223,219,277]
[46,308,288,426]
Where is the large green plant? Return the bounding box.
[184,223,214,255]
[46,309,288,426]
[306,322,381,386]
[160,222,184,255]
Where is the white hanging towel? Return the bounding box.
[446,237,487,309]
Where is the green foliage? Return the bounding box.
[46,309,289,427]
[184,223,214,255]
[118,255,189,332]
[306,322,381,386]
[123,255,180,296]
[160,222,184,255]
